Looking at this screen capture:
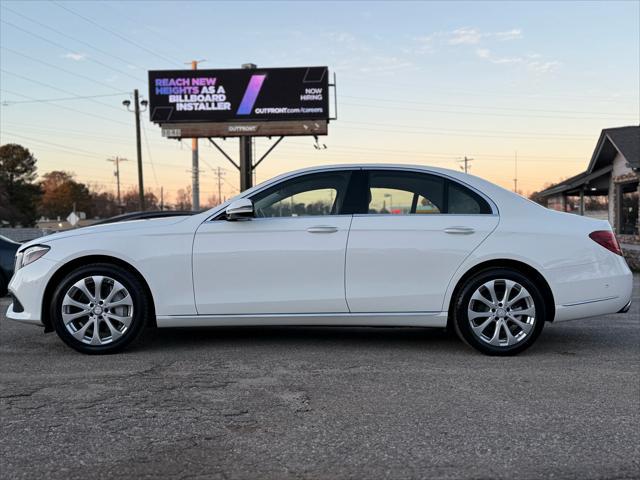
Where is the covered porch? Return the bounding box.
[538,166,612,219]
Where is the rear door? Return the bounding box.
[345,169,499,313]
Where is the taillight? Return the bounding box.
[589,230,623,256]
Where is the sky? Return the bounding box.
[1,0,639,204]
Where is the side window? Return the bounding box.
[447,181,492,214]
[251,171,352,218]
[367,171,444,214]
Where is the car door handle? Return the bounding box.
[307,226,339,234]
[444,226,475,235]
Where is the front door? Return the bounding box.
[345,169,499,313]
[193,169,356,315]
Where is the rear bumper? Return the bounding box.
[617,300,632,313]
[554,293,632,322]
[549,256,633,322]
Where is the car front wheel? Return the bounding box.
[51,263,149,354]
[452,268,546,356]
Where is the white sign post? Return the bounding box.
[66,211,80,227]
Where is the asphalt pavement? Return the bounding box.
[1,276,639,480]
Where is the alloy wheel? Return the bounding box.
[61,275,134,345]
[467,279,536,347]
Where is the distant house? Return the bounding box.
[535,126,639,268]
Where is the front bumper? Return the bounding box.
[6,257,59,327]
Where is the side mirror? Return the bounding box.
[225,198,254,221]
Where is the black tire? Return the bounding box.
[51,263,149,354]
[452,268,546,356]
[0,274,7,297]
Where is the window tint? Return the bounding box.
[252,171,352,217]
[367,171,444,214]
[447,181,492,214]
[362,170,492,215]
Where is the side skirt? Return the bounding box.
[156,311,448,328]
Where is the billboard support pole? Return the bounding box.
[239,136,253,191]
[239,63,258,192]
[208,139,240,170]
[253,136,283,169]
[189,60,205,211]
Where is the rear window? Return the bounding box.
[447,181,492,214]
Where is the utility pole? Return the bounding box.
[107,157,128,212]
[459,156,474,173]
[134,89,144,211]
[214,167,225,205]
[160,187,164,211]
[513,151,518,193]
[188,59,205,211]
[122,90,148,211]
[240,62,257,191]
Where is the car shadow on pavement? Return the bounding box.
[130,315,639,357]
[135,325,463,353]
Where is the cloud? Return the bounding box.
[63,52,86,61]
[449,28,484,45]
[448,27,522,45]
[494,29,523,41]
[527,60,562,74]
[410,27,522,55]
[475,48,561,73]
[358,55,414,73]
[412,34,436,54]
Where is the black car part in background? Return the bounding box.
[0,235,20,296]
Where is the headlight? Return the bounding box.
[16,245,50,270]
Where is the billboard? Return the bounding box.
[148,66,329,124]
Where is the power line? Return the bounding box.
[140,118,159,187]
[0,121,186,149]
[340,120,593,139]
[0,70,127,112]
[2,131,111,159]
[341,95,635,117]
[281,140,586,161]
[338,76,639,102]
[0,19,144,82]
[0,125,206,170]
[0,4,147,73]
[335,124,596,141]
[0,89,131,126]
[340,102,638,122]
[100,2,190,60]
[1,92,128,105]
[51,1,183,67]
[0,46,127,93]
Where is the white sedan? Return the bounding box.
[6,165,633,355]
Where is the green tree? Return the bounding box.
[39,171,92,219]
[0,143,41,226]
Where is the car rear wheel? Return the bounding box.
[51,263,149,354]
[452,268,546,356]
